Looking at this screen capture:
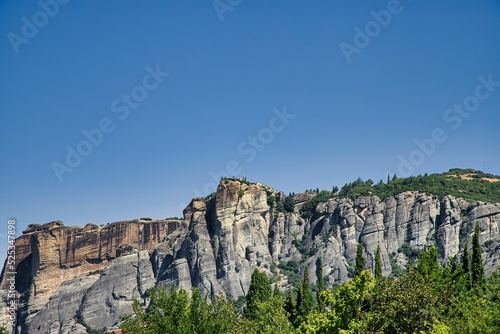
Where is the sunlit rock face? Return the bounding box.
[1,180,499,333]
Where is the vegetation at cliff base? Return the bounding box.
[354,243,366,277]
[119,224,500,333]
[244,269,272,320]
[119,287,243,334]
[375,244,383,280]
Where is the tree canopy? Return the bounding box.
[119,242,500,333]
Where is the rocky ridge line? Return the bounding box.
[1,179,499,333]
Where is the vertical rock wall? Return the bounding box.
[1,180,499,333]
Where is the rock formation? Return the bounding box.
[1,179,499,333]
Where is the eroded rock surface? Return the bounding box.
[1,180,499,333]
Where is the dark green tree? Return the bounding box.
[471,222,485,287]
[295,284,303,327]
[354,243,366,277]
[375,244,383,280]
[284,289,296,325]
[298,265,315,319]
[448,255,458,275]
[284,289,297,324]
[462,239,471,289]
[317,259,325,311]
[244,269,272,320]
[283,196,295,213]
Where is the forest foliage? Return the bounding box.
[119,224,499,333]
[338,168,500,202]
[299,168,500,219]
[118,170,500,332]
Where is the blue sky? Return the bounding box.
[1,0,500,264]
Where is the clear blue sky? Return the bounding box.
[1,0,500,265]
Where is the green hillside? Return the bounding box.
[337,168,500,203]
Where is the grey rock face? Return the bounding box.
[300,192,441,283]
[160,181,275,299]
[26,276,98,334]
[2,180,500,333]
[78,250,154,329]
[18,249,156,333]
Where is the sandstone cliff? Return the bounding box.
[1,179,499,333]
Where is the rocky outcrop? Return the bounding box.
[25,275,98,334]
[77,250,155,329]
[1,179,500,333]
[299,192,500,284]
[300,192,442,282]
[0,219,184,333]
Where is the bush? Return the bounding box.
[299,190,333,219]
[483,239,498,248]
[267,195,276,207]
[283,196,295,212]
[277,260,302,288]
[389,254,405,277]
[398,243,420,260]
[276,201,285,213]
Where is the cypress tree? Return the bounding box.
[449,255,457,274]
[300,265,315,316]
[354,243,366,277]
[471,222,485,287]
[244,269,271,320]
[285,290,296,326]
[317,259,325,311]
[462,239,470,289]
[295,284,303,326]
[375,244,383,280]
